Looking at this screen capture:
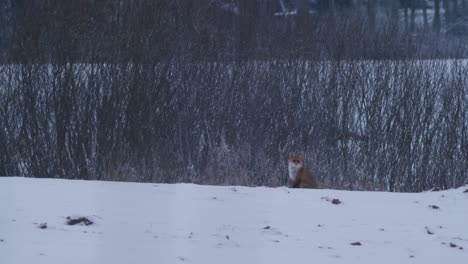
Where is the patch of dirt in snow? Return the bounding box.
[177,256,189,262]
[261,225,288,239]
[448,242,464,250]
[66,216,94,226]
[321,196,342,205]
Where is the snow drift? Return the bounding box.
[0,177,467,264]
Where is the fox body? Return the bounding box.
[288,154,318,189]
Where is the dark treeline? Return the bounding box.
[1,0,468,62]
[0,61,467,191]
[0,1,467,191]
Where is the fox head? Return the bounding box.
[288,154,304,180]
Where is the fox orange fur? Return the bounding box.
[288,154,319,189]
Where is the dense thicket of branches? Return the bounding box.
[1,61,467,191]
[0,1,467,191]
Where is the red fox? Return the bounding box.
[288,154,319,189]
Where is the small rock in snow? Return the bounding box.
[38,223,48,229]
[331,199,341,205]
[463,188,468,193]
[263,226,271,230]
[449,243,458,248]
[425,227,434,235]
[0,239,4,242]
[225,235,230,240]
[428,205,440,210]
[350,242,362,246]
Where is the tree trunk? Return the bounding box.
[443,0,451,22]
[367,0,376,29]
[404,7,409,32]
[453,0,459,17]
[423,6,428,30]
[390,0,399,25]
[434,0,441,32]
[295,0,308,15]
[237,0,259,61]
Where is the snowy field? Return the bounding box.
[1,177,467,264]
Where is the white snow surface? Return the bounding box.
[1,177,467,264]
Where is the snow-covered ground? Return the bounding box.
[0,177,467,264]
